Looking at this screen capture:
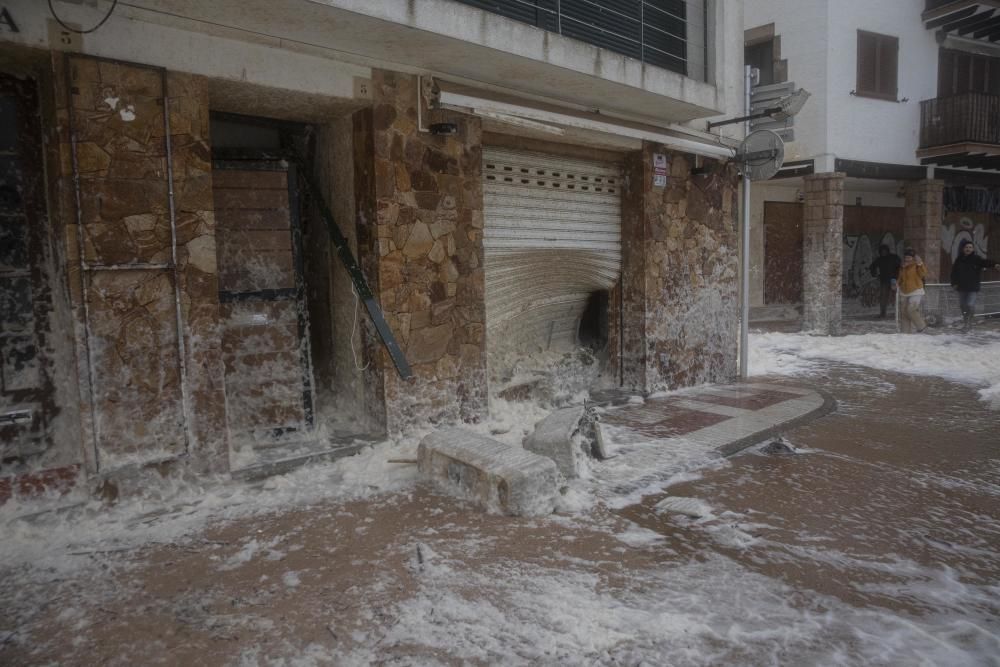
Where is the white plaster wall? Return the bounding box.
[6,0,743,125]
[743,0,830,164]
[826,0,938,166]
[2,0,367,100]
[744,0,938,167]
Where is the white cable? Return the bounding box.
[350,282,370,371]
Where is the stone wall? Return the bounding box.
[622,145,739,391]
[54,55,227,474]
[904,179,944,283]
[802,172,845,335]
[367,71,488,433]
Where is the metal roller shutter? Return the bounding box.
[482,147,622,361]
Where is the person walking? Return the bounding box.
[950,239,1000,332]
[897,248,928,334]
[869,244,901,319]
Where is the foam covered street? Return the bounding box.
[3,327,999,666]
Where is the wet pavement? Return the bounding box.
[3,356,1000,664]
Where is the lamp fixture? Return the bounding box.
[707,88,811,130]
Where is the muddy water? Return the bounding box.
[624,362,1000,653]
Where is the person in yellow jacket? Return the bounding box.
[896,248,928,333]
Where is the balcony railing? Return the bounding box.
[920,93,1000,149]
[452,0,702,79]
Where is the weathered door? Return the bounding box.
[212,161,314,449]
[763,201,804,305]
[1,74,56,460]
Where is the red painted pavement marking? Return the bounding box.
[0,464,81,505]
[686,389,799,410]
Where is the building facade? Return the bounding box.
[0,0,743,499]
[745,0,1000,330]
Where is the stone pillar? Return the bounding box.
[904,179,944,282]
[620,144,739,392]
[801,173,845,334]
[54,55,228,474]
[367,71,488,434]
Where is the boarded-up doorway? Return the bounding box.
[0,74,56,462]
[763,201,804,305]
[212,160,315,458]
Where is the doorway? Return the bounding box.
[0,74,56,467]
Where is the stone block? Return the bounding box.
[523,406,589,479]
[418,428,558,516]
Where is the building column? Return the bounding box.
[620,144,739,392]
[904,179,944,282]
[367,71,488,434]
[801,172,845,334]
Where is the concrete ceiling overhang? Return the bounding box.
[127,0,723,124]
[924,1,1000,42]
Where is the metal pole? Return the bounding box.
[740,65,752,380]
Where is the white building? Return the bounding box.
[743,0,1000,330]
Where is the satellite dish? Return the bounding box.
[738,129,785,181]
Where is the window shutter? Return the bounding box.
[880,36,898,98]
[857,31,898,100]
[858,32,878,94]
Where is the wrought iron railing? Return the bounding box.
[920,93,1000,149]
[452,0,699,78]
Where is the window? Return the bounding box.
[856,30,898,101]
[746,39,775,86]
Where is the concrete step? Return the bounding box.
[418,428,558,516]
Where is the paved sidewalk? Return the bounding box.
[593,382,834,499]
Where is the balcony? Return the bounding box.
[451,0,703,79]
[919,93,1000,168]
[923,1,1000,40]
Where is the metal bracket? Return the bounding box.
[1,409,33,425]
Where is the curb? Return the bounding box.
[714,386,838,458]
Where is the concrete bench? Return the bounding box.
[417,428,558,516]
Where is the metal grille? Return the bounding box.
[452,0,701,78]
[482,147,622,356]
[923,281,1000,324]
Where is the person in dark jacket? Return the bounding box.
[870,244,901,318]
[950,239,999,332]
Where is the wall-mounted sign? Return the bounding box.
[0,7,19,33]
[653,153,668,188]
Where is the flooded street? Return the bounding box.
[625,362,1000,662]
[4,354,1000,665]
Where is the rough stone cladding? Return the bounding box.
[622,145,739,391]
[802,172,844,335]
[904,179,944,283]
[368,71,488,433]
[53,55,227,474]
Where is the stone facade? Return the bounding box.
[367,71,488,433]
[802,172,845,335]
[904,179,944,283]
[14,51,742,491]
[54,55,227,474]
[622,144,740,391]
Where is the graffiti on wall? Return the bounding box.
[843,232,903,308]
[941,216,989,261]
